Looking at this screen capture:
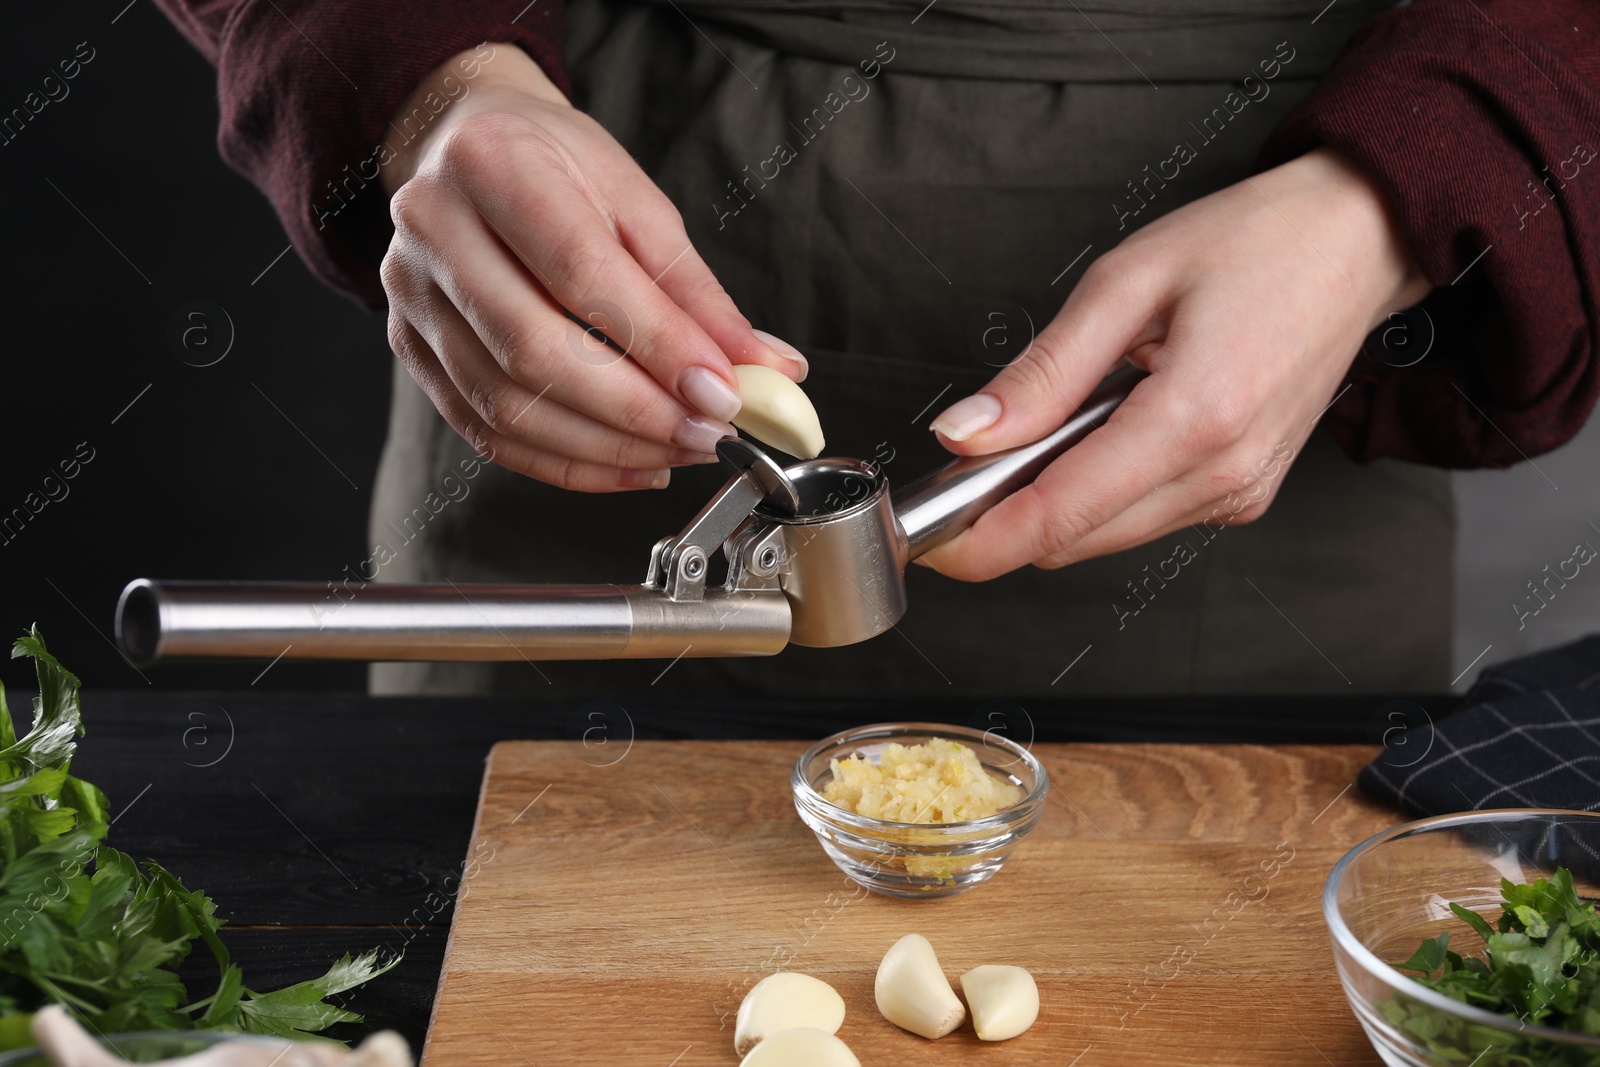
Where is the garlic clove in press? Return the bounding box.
[874,933,966,1040]
[737,1027,860,1067]
[734,972,846,1056]
[731,364,825,459]
[959,964,1040,1041]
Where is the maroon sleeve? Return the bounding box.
[1259,0,1600,468]
[152,0,569,310]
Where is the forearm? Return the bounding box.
[1259,0,1600,468]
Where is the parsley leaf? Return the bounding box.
[237,952,400,1040]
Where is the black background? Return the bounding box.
[1,1,391,693]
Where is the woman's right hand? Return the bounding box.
[378,44,807,491]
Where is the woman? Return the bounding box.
[154,0,1598,697]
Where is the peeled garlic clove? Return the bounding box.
[737,1027,860,1067]
[960,964,1039,1041]
[734,972,846,1056]
[874,933,966,1039]
[731,364,825,459]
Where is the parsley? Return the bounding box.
[1386,865,1600,1065]
[0,628,398,1049]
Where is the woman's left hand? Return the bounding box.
[918,147,1431,581]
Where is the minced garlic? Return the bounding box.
[822,738,1022,823]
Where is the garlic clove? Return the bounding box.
[734,972,846,1056]
[874,933,966,1040]
[737,1027,860,1067]
[348,1031,414,1066]
[959,964,1040,1041]
[731,364,825,459]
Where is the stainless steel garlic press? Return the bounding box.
[115,369,1141,663]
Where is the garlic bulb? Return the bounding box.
[737,1028,859,1067]
[28,1005,411,1067]
[959,964,1040,1041]
[873,933,966,1040]
[731,364,825,459]
[734,972,846,1055]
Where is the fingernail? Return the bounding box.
[673,414,736,453]
[752,328,808,381]
[930,393,1001,441]
[680,365,742,422]
[621,468,671,489]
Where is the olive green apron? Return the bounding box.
[368,0,1453,697]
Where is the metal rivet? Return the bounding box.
[683,555,705,579]
[758,547,778,569]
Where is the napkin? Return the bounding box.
[1359,635,1600,815]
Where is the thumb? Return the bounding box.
[930,260,1158,454]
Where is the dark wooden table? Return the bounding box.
[65,689,1453,1054]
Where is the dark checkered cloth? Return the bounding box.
[1360,636,1600,815]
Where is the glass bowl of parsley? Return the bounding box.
[1324,810,1600,1067]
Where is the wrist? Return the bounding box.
[1290,147,1430,326]
[379,43,569,196]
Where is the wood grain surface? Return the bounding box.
[424,741,1401,1066]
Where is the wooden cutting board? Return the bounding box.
[422,741,1398,1066]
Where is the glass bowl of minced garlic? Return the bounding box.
[791,723,1049,899]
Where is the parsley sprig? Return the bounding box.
[0,628,397,1049]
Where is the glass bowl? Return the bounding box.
[791,722,1049,900]
[1324,809,1600,1067]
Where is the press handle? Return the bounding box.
[114,579,791,662]
[892,366,1147,559]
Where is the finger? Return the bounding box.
[1031,480,1236,570]
[394,186,738,452]
[931,423,1301,576]
[1040,443,1299,567]
[386,315,672,493]
[443,121,746,422]
[929,253,1166,455]
[917,375,1199,581]
[402,284,724,471]
[609,176,808,382]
